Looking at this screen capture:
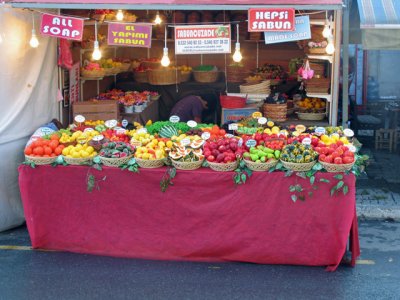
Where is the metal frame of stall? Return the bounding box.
[10,1,344,126]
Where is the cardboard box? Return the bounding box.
[73,100,119,121]
[221,103,261,125]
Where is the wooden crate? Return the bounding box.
[73,100,119,121]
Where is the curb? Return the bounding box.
[356,205,400,221]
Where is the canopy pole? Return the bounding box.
[330,9,342,127]
[342,0,350,128]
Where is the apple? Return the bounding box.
[207,155,215,162]
[334,157,343,164]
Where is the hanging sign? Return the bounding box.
[264,16,311,45]
[40,13,84,41]
[69,62,80,104]
[174,25,231,55]
[107,23,152,48]
[248,8,295,32]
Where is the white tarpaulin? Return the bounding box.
[0,4,58,231]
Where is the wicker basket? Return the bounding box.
[263,103,287,122]
[100,155,133,167]
[240,81,271,94]
[81,69,105,78]
[208,160,238,172]
[307,47,327,54]
[25,155,57,165]
[193,71,219,83]
[280,160,316,172]
[244,159,278,172]
[133,71,148,83]
[135,157,165,168]
[320,161,355,173]
[296,112,326,121]
[180,71,192,82]
[172,159,203,170]
[147,69,181,85]
[64,156,92,165]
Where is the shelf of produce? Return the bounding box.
[307,54,333,63]
[307,93,332,102]
[18,165,359,271]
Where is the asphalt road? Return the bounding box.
[0,221,399,300]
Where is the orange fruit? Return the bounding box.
[24,146,33,155]
[44,146,52,155]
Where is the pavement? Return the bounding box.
[356,147,400,221]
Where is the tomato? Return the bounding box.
[24,146,33,155]
[318,154,326,162]
[50,133,60,140]
[325,155,333,163]
[219,129,226,136]
[54,146,63,156]
[334,157,343,164]
[343,156,354,164]
[207,155,215,162]
[33,146,44,156]
[49,140,59,150]
[331,151,341,159]
[344,151,354,158]
[44,146,52,155]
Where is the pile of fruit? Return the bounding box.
[295,97,326,112]
[99,142,134,159]
[169,140,204,162]
[24,135,64,157]
[315,141,355,165]
[134,139,167,160]
[243,145,280,163]
[255,64,287,80]
[62,144,97,159]
[280,141,317,163]
[203,137,244,163]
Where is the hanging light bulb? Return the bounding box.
[232,24,242,62]
[233,43,242,62]
[326,35,335,55]
[92,21,102,60]
[160,28,170,67]
[116,10,124,21]
[30,13,39,48]
[154,11,162,25]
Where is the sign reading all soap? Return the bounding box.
[174,25,231,55]
[40,13,84,41]
[248,8,295,32]
[108,23,152,48]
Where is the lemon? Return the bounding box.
[71,151,80,158]
[86,146,94,154]
[142,153,150,160]
[264,128,272,134]
[267,121,274,128]
[80,150,89,158]
[166,141,173,148]
[62,148,70,156]
[271,126,280,134]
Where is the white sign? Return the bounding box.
[187,120,197,128]
[137,128,148,134]
[74,115,85,123]
[343,128,354,138]
[314,127,326,135]
[84,128,94,132]
[121,119,129,128]
[201,132,211,140]
[116,128,127,135]
[238,138,243,147]
[169,115,180,123]
[180,138,191,146]
[92,135,104,142]
[105,119,118,128]
[258,117,267,125]
[225,134,234,138]
[174,25,231,55]
[348,145,357,153]
[228,123,239,130]
[302,137,311,145]
[246,139,257,147]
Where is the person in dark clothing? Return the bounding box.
[170,95,209,123]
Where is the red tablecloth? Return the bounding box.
[18,165,359,271]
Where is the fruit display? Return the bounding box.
[177,65,192,73]
[130,131,156,147]
[81,62,105,78]
[244,145,280,163]
[169,140,205,162]
[255,63,287,80]
[134,139,167,160]
[25,135,64,157]
[99,142,134,158]
[315,142,355,165]
[59,130,96,145]
[62,143,97,159]
[245,74,263,83]
[203,137,244,163]
[280,141,317,164]
[99,58,123,75]
[295,97,326,112]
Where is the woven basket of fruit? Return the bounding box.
[244,159,277,172]
[147,68,181,85]
[135,157,165,168]
[193,70,219,83]
[307,47,327,54]
[319,161,355,173]
[240,81,271,94]
[180,71,192,82]
[81,69,105,78]
[172,159,204,170]
[25,155,57,165]
[280,160,316,172]
[100,155,133,167]
[64,156,92,166]
[263,103,287,122]
[208,160,238,172]
[133,71,148,83]
[296,112,326,121]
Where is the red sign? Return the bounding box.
[40,13,84,41]
[248,8,295,32]
[107,23,152,48]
